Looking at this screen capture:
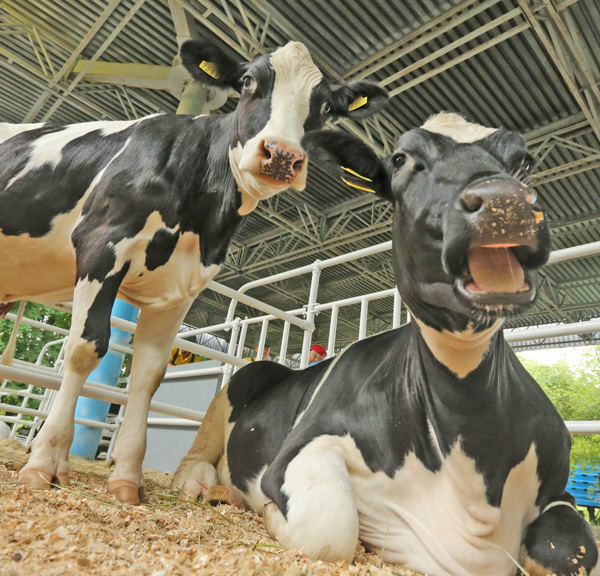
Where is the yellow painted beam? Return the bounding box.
[70,60,171,90]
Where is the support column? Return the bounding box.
[70,299,138,459]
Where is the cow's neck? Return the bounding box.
[176,114,245,267]
[413,316,504,379]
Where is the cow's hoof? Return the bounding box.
[202,484,244,507]
[19,467,69,489]
[106,479,144,505]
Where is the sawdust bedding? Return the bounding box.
[0,438,421,576]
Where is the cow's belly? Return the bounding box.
[342,437,540,576]
[0,212,77,304]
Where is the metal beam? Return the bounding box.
[70,60,170,90]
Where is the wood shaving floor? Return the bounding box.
[0,438,415,576]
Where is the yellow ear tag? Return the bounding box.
[199,60,220,79]
[348,95,368,112]
[341,176,376,194]
[341,165,372,182]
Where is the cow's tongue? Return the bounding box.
[466,247,525,293]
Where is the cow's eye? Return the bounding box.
[321,102,331,115]
[392,153,407,168]
[521,154,534,173]
[242,75,255,91]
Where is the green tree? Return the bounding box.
[1,301,71,414]
[519,350,600,467]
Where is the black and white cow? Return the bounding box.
[173,113,599,576]
[0,39,387,504]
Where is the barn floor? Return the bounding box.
[0,438,415,576]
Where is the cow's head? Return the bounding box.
[303,113,551,335]
[180,40,388,213]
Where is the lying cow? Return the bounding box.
[173,113,599,576]
[0,39,387,504]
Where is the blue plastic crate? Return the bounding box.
[568,468,600,508]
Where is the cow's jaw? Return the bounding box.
[230,42,323,212]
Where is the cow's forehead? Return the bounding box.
[420,112,497,144]
[269,41,323,92]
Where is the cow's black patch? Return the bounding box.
[81,263,130,357]
[145,229,180,271]
[227,361,326,490]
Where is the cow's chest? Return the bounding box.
[342,435,540,576]
[116,221,220,310]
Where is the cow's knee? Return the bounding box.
[523,501,599,576]
[263,442,359,563]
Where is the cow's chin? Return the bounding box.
[454,246,537,315]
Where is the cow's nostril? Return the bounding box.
[261,141,272,160]
[292,155,306,172]
[460,190,483,213]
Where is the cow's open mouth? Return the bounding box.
[455,245,536,306]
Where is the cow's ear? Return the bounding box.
[330,81,388,120]
[302,130,392,201]
[180,40,243,90]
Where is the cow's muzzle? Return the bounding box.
[259,140,306,184]
[453,178,548,308]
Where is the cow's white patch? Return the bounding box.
[114,222,221,310]
[414,317,504,378]
[342,435,540,576]
[271,434,539,573]
[68,277,104,343]
[230,42,323,201]
[294,346,350,427]
[421,112,498,143]
[0,122,46,145]
[272,435,359,563]
[243,465,271,512]
[5,115,160,190]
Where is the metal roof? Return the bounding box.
[1,0,600,355]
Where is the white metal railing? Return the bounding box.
[2,239,600,451]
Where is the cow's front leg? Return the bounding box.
[106,300,191,504]
[522,498,599,576]
[263,439,359,563]
[19,275,123,488]
[172,383,240,503]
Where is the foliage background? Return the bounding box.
[1,302,72,416]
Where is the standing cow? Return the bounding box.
[173,113,599,576]
[0,39,387,504]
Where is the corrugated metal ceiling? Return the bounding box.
[1,0,599,355]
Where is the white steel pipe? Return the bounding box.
[328,305,339,358]
[547,241,600,264]
[565,421,600,434]
[504,318,600,343]
[223,241,393,322]
[163,366,225,380]
[359,298,369,340]
[0,402,118,431]
[279,321,291,365]
[393,290,402,329]
[147,417,202,426]
[209,280,309,329]
[0,365,205,422]
[5,312,70,336]
[300,262,321,369]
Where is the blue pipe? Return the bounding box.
[70,299,138,459]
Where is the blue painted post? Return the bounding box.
[70,299,139,459]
